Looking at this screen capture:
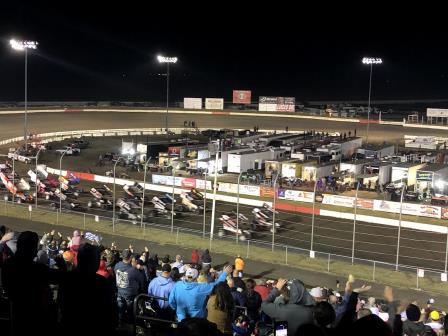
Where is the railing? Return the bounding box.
[3,199,448,295]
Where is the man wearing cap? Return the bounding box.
[310,287,326,302]
[425,311,443,333]
[169,264,233,321]
[114,249,145,322]
[148,263,175,310]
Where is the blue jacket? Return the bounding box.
[169,271,228,321]
[148,275,174,309]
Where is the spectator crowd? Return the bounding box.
[0,224,448,336]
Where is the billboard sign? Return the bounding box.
[205,98,224,110]
[232,90,251,104]
[416,171,433,181]
[259,96,278,111]
[276,97,295,112]
[184,98,202,109]
[259,96,295,112]
[427,108,448,117]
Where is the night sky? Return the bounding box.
[1,4,447,103]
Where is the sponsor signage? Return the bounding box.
[184,97,202,109]
[416,171,433,181]
[205,98,224,110]
[373,200,441,219]
[259,96,295,112]
[427,108,448,118]
[232,90,251,104]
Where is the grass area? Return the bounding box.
[3,202,448,297]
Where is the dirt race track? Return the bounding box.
[0,111,444,143]
[0,111,447,272]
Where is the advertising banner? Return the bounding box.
[185,148,198,159]
[441,208,448,220]
[168,147,181,156]
[239,184,261,197]
[356,198,374,209]
[196,179,213,191]
[259,96,278,112]
[205,98,224,110]
[427,108,448,118]
[181,178,196,188]
[259,96,295,112]
[282,189,314,203]
[416,171,433,181]
[373,200,441,219]
[260,186,275,198]
[232,90,251,104]
[276,97,295,112]
[136,144,147,154]
[322,194,355,207]
[184,98,202,109]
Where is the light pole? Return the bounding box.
[310,178,319,252]
[171,165,176,234]
[34,147,43,208]
[351,177,361,264]
[140,156,152,228]
[11,149,20,203]
[112,157,123,232]
[202,170,207,238]
[157,55,178,134]
[10,39,38,152]
[58,148,69,213]
[362,57,383,144]
[210,140,220,246]
[271,173,280,251]
[395,183,406,271]
[236,171,244,244]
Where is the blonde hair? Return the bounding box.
[197,272,207,283]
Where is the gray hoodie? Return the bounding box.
[261,280,314,335]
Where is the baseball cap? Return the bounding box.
[162,263,172,273]
[122,249,132,260]
[310,287,323,299]
[428,298,435,304]
[185,268,199,280]
[430,311,440,320]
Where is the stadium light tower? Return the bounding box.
[157,55,178,135]
[10,39,39,152]
[362,57,383,144]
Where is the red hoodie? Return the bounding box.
[96,260,113,278]
[191,249,200,264]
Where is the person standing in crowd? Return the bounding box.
[227,276,246,307]
[114,249,145,322]
[201,249,212,272]
[234,254,245,278]
[59,243,117,336]
[261,278,314,335]
[171,254,185,273]
[254,279,271,300]
[68,230,83,253]
[245,279,262,322]
[169,264,232,321]
[191,249,200,265]
[2,231,66,335]
[207,282,235,335]
[148,263,175,313]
